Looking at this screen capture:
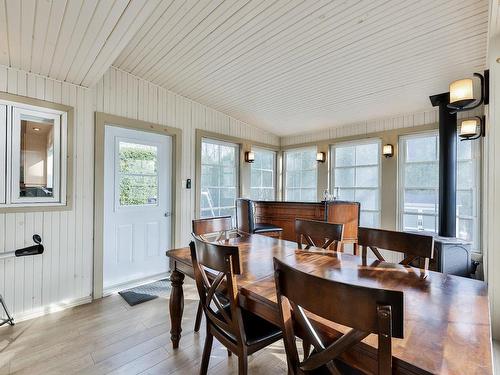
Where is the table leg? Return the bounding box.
[169,269,185,349]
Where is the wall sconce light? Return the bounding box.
[382,144,394,158]
[459,116,485,141]
[244,151,255,163]
[447,71,489,112]
[316,152,326,163]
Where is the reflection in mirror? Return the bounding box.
[19,115,55,198]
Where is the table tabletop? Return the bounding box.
[166,233,493,375]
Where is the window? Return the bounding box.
[118,141,159,206]
[0,101,68,207]
[200,138,239,219]
[331,139,381,227]
[250,148,276,200]
[399,131,480,251]
[456,138,480,251]
[0,105,6,204]
[399,132,439,233]
[284,147,317,202]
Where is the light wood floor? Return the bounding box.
[0,279,498,375]
[0,279,288,375]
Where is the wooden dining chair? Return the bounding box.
[190,237,282,375]
[358,227,435,270]
[192,216,233,332]
[192,216,233,241]
[273,258,404,375]
[295,219,344,251]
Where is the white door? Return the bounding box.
[103,125,172,291]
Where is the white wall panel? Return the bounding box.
[0,66,94,321]
[281,108,483,146]
[0,64,278,321]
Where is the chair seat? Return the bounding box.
[213,305,282,347]
[253,223,283,234]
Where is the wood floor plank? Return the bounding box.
[0,279,288,374]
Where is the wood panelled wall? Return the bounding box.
[0,66,94,321]
[0,65,279,321]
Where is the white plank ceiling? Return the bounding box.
[0,0,159,87]
[0,0,489,136]
[113,0,489,136]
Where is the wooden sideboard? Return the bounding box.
[253,200,360,246]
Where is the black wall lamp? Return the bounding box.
[447,70,489,113]
[382,144,394,158]
[244,151,255,163]
[459,116,485,141]
[316,152,326,163]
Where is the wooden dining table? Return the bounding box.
[166,232,493,375]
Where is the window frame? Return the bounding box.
[199,137,240,219]
[330,138,382,228]
[0,98,69,209]
[0,105,6,204]
[283,146,318,202]
[249,146,278,201]
[397,130,481,252]
[10,106,65,205]
[456,133,481,252]
[398,130,439,233]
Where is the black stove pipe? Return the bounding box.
[429,93,457,238]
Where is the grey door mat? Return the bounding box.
[118,278,171,306]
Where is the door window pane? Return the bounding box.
[119,142,158,206]
[331,139,381,227]
[200,139,239,219]
[284,148,317,202]
[250,148,276,200]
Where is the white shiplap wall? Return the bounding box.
[281,110,440,146]
[0,65,94,320]
[281,108,484,146]
[0,64,278,321]
[93,67,280,247]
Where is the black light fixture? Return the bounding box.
[244,151,255,163]
[447,70,489,112]
[459,116,485,141]
[382,144,394,158]
[316,152,326,163]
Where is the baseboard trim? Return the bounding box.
[10,295,93,323]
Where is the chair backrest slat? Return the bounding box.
[192,216,232,239]
[295,219,344,251]
[358,227,434,269]
[274,258,404,375]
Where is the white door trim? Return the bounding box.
[93,112,182,299]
